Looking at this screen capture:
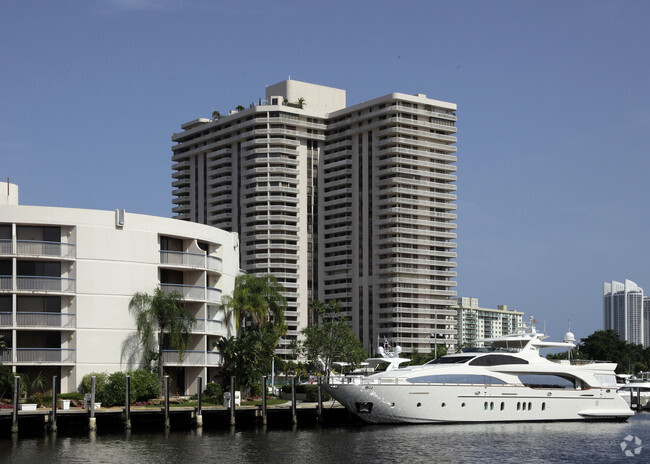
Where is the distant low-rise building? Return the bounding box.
[0,182,239,394]
[453,297,523,347]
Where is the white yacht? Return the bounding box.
[323,325,633,424]
[618,372,650,410]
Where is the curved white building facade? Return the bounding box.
[0,182,238,394]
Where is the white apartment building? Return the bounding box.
[171,80,458,354]
[453,297,523,347]
[604,279,648,347]
[0,182,238,394]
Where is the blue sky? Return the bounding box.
[2,0,649,343]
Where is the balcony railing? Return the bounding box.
[16,312,76,328]
[1,350,11,363]
[16,276,76,293]
[0,276,11,290]
[16,348,75,363]
[160,251,223,273]
[0,240,11,255]
[206,256,222,273]
[191,318,224,333]
[0,312,10,326]
[207,352,222,366]
[206,287,222,304]
[17,240,75,259]
[162,350,205,365]
[160,250,205,268]
[160,284,222,303]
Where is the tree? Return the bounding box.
[221,274,287,337]
[212,110,221,120]
[576,329,650,374]
[297,97,306,108]
[235,105,245,111]
[129,288,196,394]
[301,300,367,375]
[217,274,287,396]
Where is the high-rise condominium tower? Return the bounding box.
[171,80,458,355]
[604,279,648,346]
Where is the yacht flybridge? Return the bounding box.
[323,324,633,424]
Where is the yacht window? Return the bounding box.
[406,374,507,385]
[518,374,578,389]
[427,355,476,365]
[594,374,617,388]
[469,354,528,366]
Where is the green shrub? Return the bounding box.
[130,369,159,402]
[249,383,262,397]
[203,382,223,404]
[58,392,84,401]
[0,365,15,399]
[81,372,110,403]
[101,371,132,407]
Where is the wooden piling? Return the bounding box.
[124,375,131,430]
[11,376,19,434]
[164,376,170,429]
[291,377,297,425]
[229,376,236,426]
[196,376,203,428]
[261,376,267,425]
[51,376,58,433]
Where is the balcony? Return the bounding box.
[160,284,222,304]
[17,240,75,259]
[1,350,11,363]
[16,312,76,328]
[162,350,205,365]
[207,352,222,366]
[0,240,11,255]
[160,251,223,274]
[16,276,76,293]
[16,348,75,364]
[0,312,10,326]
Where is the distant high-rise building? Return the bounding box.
[603,279,647,346]
[453,297,523,347]
[171,80,459,354]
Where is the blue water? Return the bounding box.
[3,413,649,463]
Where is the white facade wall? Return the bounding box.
[0,184,238,394]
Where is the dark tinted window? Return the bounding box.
[518,374,576,389]
[407,374,507,385]
[469,354,529,366]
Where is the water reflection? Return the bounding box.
[3,413,648,463]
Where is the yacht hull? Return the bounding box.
[324,383,633,424]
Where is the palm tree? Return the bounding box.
[221,274,287,336]
[129,288,196,394]
[297,97,306,108]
